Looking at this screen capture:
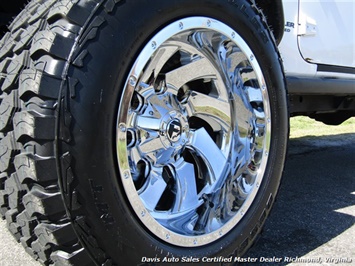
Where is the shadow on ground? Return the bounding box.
[243,133,355,264]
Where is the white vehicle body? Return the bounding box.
[280,0,354,78]
[277,0,355,124]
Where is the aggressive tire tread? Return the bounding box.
[0,0,112,265]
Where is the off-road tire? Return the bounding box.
[0,0,288,265]
[0,0,106,265]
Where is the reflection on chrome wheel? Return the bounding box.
[117,17,271,247]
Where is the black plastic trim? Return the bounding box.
[287,76,355,96]
[317,64,355,75]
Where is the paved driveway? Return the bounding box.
[244,133,355,265]
[0,133,354,265]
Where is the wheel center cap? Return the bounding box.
[167,119,182,142]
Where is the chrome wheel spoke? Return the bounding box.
[165,57,216,90]
[246,85,263,104]
[188,128,227,185]
[141,45,180,83]
[187,91,231,130]
[138,168,166,211]
[136,115,161,132]
[137,131,164,154]
[172,159,201,213]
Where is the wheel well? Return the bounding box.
[254,0,285,45]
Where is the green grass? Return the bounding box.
[290,116,355,139]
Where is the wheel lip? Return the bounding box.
[116,17,271,247]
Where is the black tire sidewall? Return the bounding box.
[59,0,288,264]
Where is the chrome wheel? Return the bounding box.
[117,17,271,247]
